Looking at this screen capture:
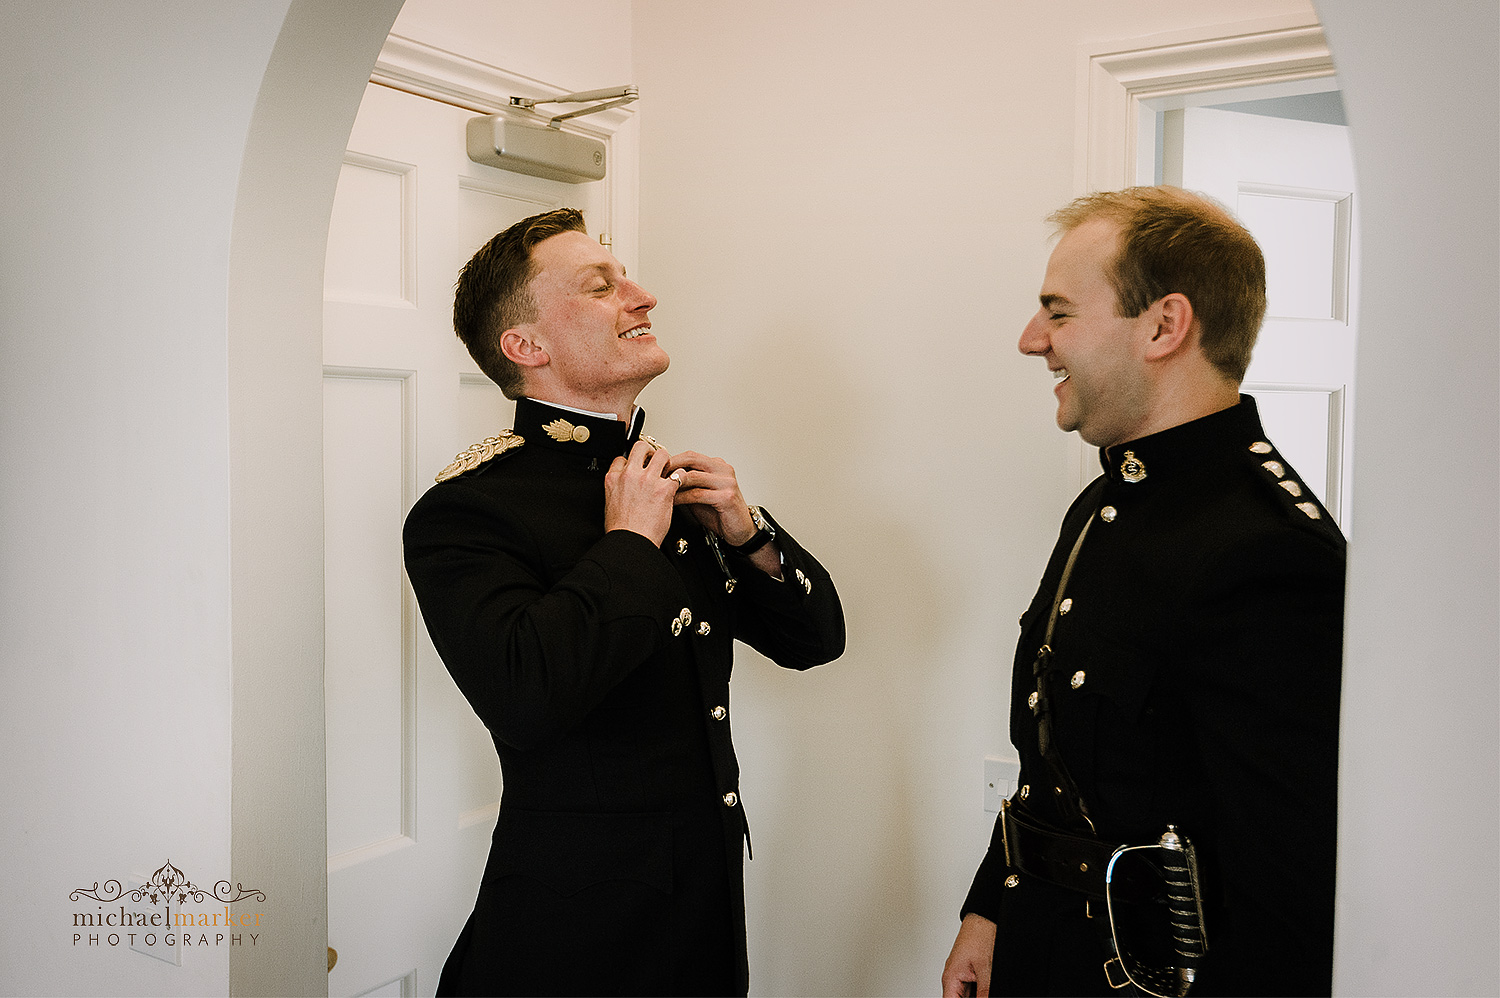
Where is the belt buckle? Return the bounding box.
[1103,957,1132,990]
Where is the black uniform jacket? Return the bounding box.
[963,398,1345,997]
[403,397,845,997]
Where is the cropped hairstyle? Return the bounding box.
[1049,186,1267,382]
[453,207,589,399]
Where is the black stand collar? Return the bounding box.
[1098,395,1266,485]
[514,396,646,459]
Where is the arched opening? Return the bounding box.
[227,4,405,994]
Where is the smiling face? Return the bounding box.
[515,229,667,413]
[1017,218,1158,450]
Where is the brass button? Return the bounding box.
[1250,441,1273,454]
[1297,502,1322,520]
[711,705,727,721]
[1262,460,1286,479]
[1059,598,1073,615]
[722,791,738,808]
[677,538,689,554]
[1079,862,1089,873]
[1005,874,1020,888]
[725,578,736,594]
[679,607,692,627]
[1100,506,1117,523]
[697,620,711,636]
[670,618,683,637]
[1019,784,1030,800]
[1070,670,1086,689]
[571,424,590,443]
[1279,480,1303,497]
[1027,691,1039,711]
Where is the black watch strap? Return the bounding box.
[728,505,775,556]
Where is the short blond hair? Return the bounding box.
[1049,186,1267,382]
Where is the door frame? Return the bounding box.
[1077,14,1335,193]
[1062,14,1337,486]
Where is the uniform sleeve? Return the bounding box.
[721,507,846,670]
[402,479,691,751]
[959,819,1010,922]
[1183,525,1344,994]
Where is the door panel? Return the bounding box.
[325,370,413,860]
[323,81,603,996]
[1169,106,1358,528]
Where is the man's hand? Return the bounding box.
[941,913,996,997]
[666,451,782,577]
[604,440,677,546]
[664,451,755,541]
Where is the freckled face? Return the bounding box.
[1017,219,1156,450]
[522,230,667,408]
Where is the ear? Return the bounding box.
[1143,293,1196,362]
[499,327,549,369]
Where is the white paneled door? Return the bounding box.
[1169,106,1359,529]
[323,82,604,997]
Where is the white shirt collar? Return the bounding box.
[528,397,640,425]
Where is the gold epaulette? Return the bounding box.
[435,431,524,483]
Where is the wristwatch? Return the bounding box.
[727,505,776,556]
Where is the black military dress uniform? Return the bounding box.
[404,397,845,997]
[963,397,1345,996]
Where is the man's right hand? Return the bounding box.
[604,440,678,546]
[941,913,996,997]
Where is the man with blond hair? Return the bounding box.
[943,187,1344,996]
[406,208,845,996]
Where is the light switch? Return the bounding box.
[984,756,1021,813]
[126,876,181,965]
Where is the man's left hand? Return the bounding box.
[666,451,782,578]
[665,451,756,542]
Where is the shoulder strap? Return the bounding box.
[1031,513,1096,831]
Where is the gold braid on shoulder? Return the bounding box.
[435,430,524,483]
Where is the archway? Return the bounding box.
[227,3,404,994]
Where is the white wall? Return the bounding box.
[629,2,1318,994]
[1314,2,1500,994]
[391,0,633,88]
[0,2,289,995]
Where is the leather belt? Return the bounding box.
[1001,798,1118,899]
